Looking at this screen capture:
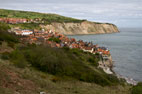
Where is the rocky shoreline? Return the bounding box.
[115,70,138,86]
[98,54,138,85]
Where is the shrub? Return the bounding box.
[0,22,10,31]
[20,45,119,86]
[88,57,98,67]
[70,48,82,56]
[131,82,142,94]
[7,42,15,48]
[51,76,61,83]
[48,37,61,43]
[10,50,28,68]
[0,22,19,43]
[1,52,10,60]
[10,23,41,30]
[7,44,120,86]
[62,47,70,51]
[0,87,14,94]
[12,57,28,68]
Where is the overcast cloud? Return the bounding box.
[0,0,142,28]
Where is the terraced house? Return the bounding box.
[0,18,27,24]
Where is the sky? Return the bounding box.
[0,0,142,28]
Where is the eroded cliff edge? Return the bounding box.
[41,21,119,35]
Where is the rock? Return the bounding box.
[40,92,47,94]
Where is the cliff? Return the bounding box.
[41,21,119,35]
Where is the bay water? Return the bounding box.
[68,29,142,81]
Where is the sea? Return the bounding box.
[68,28,142,82]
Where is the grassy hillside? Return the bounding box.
[0,9,86,30]
[0,9,117,32]
[0,59,132,94]
[0,9,84,23]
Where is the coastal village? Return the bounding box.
[0,17,113,74]
[0,17,43,24]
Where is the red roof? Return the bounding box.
[84,47,93,50]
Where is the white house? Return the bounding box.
[83,47,94,53]
[15,30,33,36]
[21,30,33,35]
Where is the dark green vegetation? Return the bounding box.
[9,23,42,30]
[0,22,19,47]
[131,82,142,94]
[0,9,84,23]
[48,37,61,43]
[8,45,122,86]
[0,22,10,31]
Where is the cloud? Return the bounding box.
[1,0,141,4]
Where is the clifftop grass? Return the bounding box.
[0,9,117,31]
[0,9,85,30]
[0,9,84,23]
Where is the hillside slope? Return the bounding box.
[0,59,131,94]
[0,9,119,35]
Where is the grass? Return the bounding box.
[9,23,42,30]
[0,59,131,94]
[0,9,84,23]
[0,9,85,30]
[131,82,142,94]
[0,9,116,31]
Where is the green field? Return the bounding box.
[0,9,84,23]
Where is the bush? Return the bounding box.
[10,23,41,30]
[131,82,142,94]
[7,44,120,86]
[48,37,61,43]
[10,50,28,68]
[19,45,119,86]
[0,87,14,94]
[1,52,10,60]
[70,48,82,56]
[0,22,10,31]
[51,76,61,83]
[88,57,98,67]
[7,42,15,48]
[0,22,19,43]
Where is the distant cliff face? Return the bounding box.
[41,21,119,35]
